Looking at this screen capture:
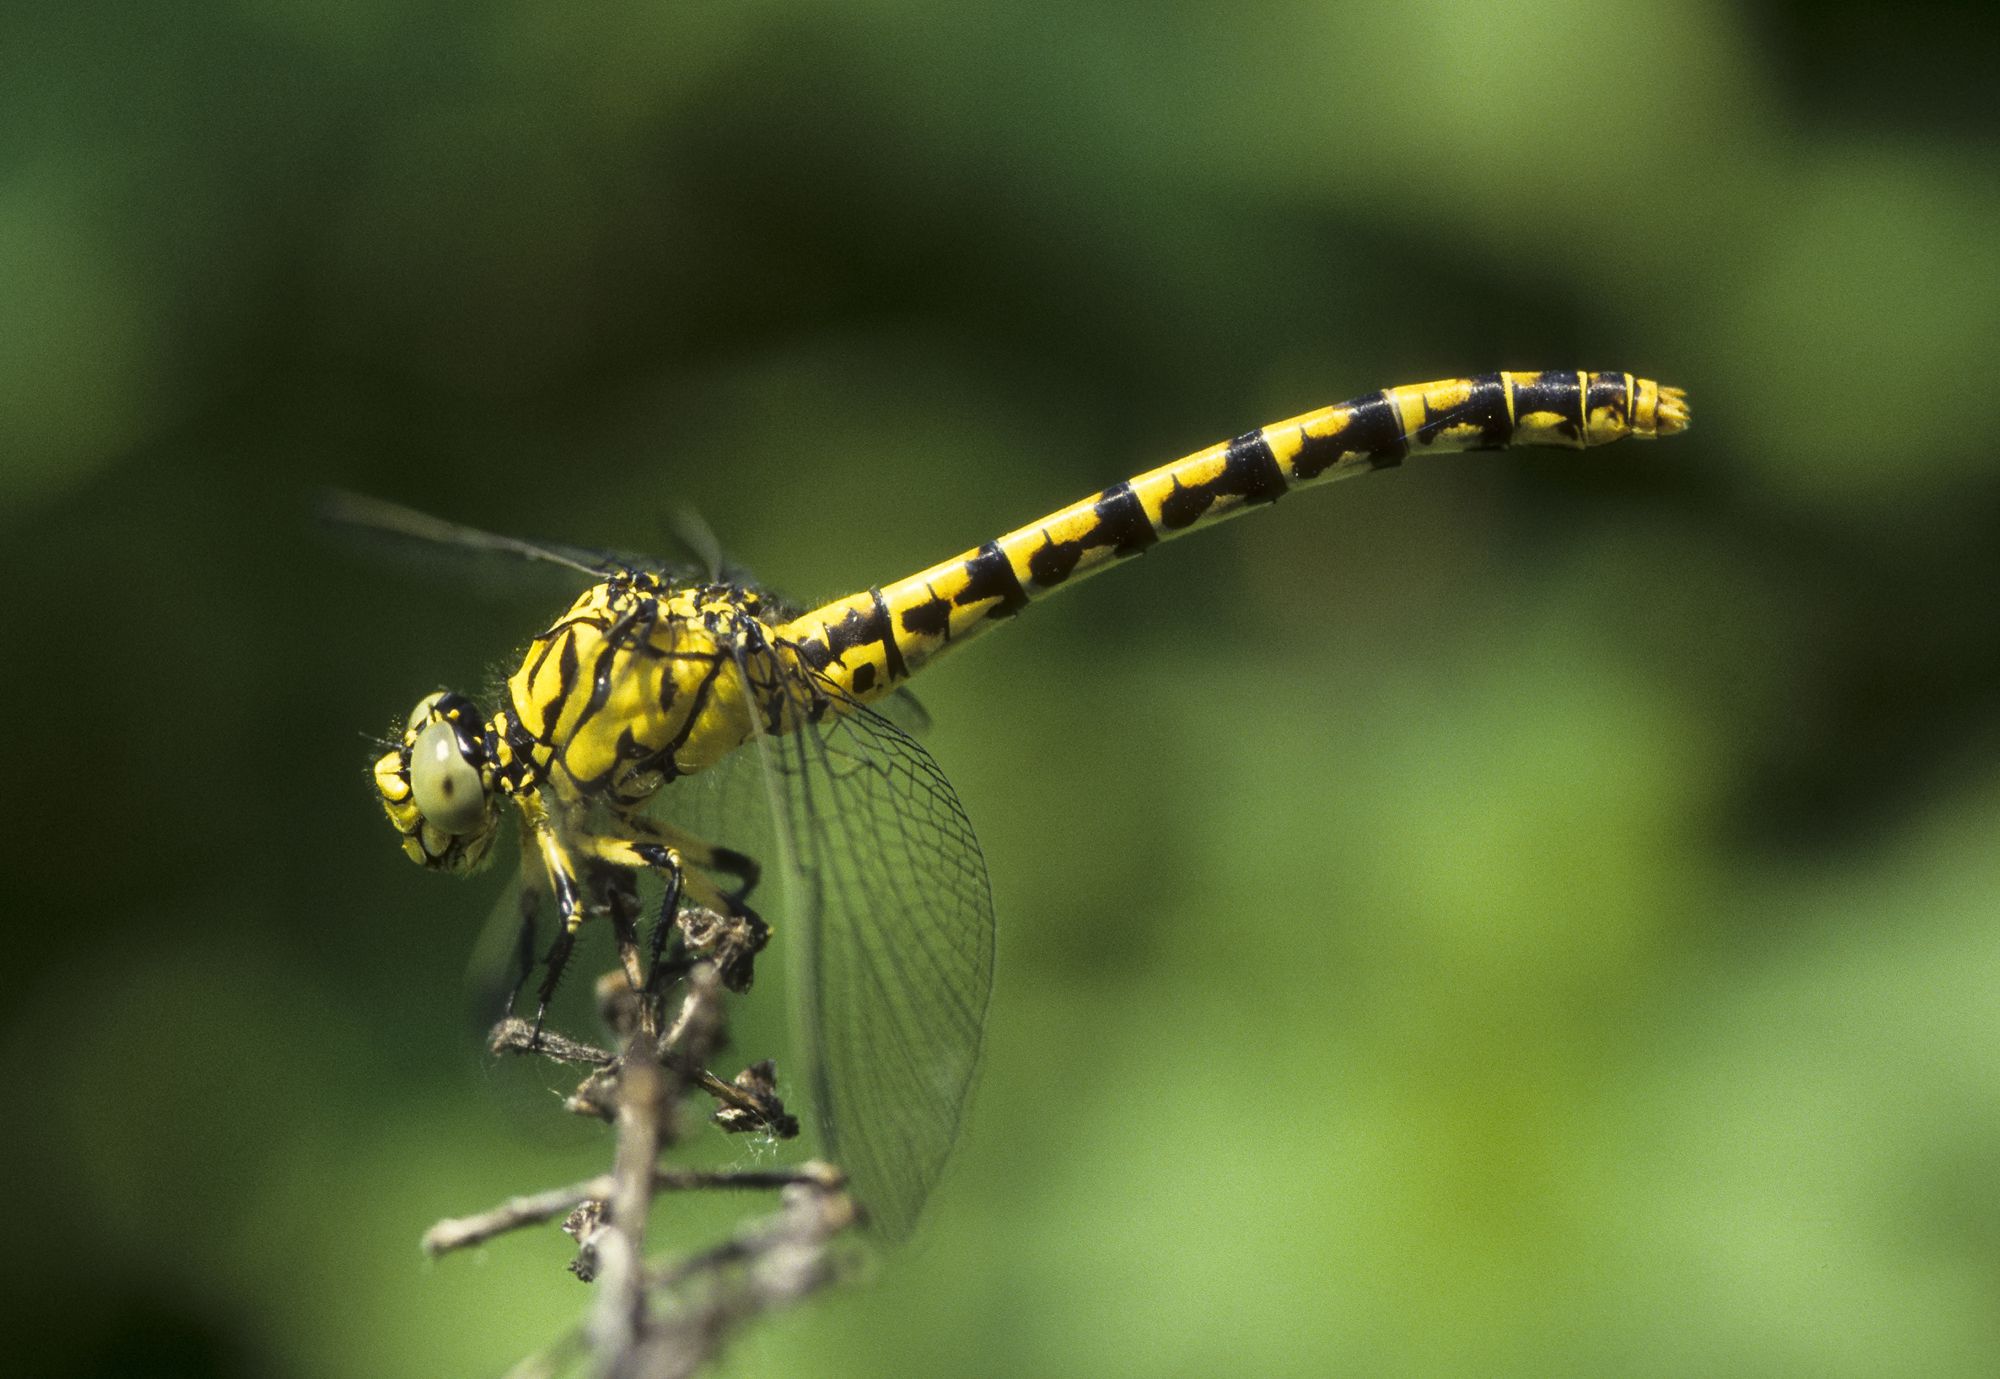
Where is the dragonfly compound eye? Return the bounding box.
[410,719,488,836]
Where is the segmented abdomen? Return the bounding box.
[785,372,1688,701]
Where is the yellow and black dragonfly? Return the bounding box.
[343,371,1688,1239]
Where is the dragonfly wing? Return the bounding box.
[722,649,995,1240]
[319,489,700,585]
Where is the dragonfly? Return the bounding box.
[352,371,1689,1239]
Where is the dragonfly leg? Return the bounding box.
[588,815,768,987]
[577,831,697,1000]
[607,814,770,990]
[613,812,761,904]
[531,924,576,1040]
[644,862,684,998]
[518,796,590,1043]
[502,885,542,1024]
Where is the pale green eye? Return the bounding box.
[410,720,486,835]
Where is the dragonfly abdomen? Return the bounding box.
[784,372,1687,702]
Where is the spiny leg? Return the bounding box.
[597,799,725,992]
[527,866,649,1039]
[559,830,703,1038]
[587,834,721,991]
[608,813,770,990]
[532,924,577,1039]
[519,797,589,1042]
[521,794,772,1040]
[644,861,684,1000]
[501,885,543,1026]
[613,811,762,905]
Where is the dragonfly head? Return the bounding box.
[374,690,502,872]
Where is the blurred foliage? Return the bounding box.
[3,2,1998,1376]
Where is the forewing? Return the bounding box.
[318,489,698,585]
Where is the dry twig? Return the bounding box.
[422,909,861,1378]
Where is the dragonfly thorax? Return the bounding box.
[503,576,810,802]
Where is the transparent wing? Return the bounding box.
[676,648,993,1240]
[778,680,993,1240]
[318,489,701,585]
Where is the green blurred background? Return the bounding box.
[5,1,1998,1375]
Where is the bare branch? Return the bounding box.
[488,1017,615,1067]
[425,1164,848,1260]
[421,955,864,1377]
[424,1176,618,1256]
[591,1035,665,1373]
